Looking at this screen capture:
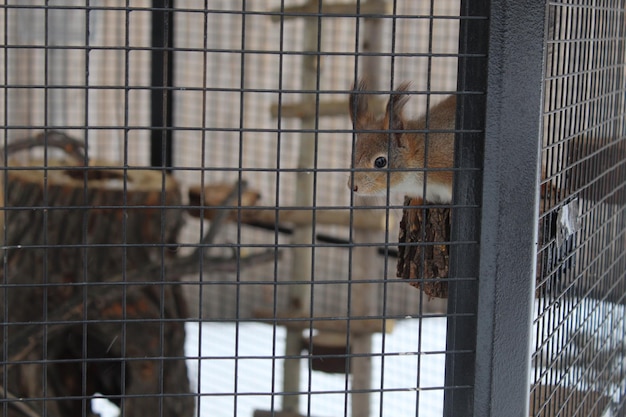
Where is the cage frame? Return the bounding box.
[470,0,547,416]
[1,1,625,416]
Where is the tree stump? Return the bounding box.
[0,137,193,417]
[396,196,451,298]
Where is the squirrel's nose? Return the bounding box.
[347,178,358,192]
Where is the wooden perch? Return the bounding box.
[189,183,387,230]
[396,196,451,298]
[271,99,349,118]
[253,308,394,335]
[188,183,262,220]
[241,207,386,230]
[270,0,390,22]
[254,411,323,417]
[270,97,386,119]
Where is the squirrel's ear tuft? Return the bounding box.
[384,81,411,146]
[349,78,371,128]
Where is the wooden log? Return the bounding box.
[35,283,191,417]
[3,159,183,287]
[0,150,192,417]
[396,196,451,298]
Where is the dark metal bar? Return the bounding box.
[151,0,174,169]
[443,0,489,415]
[473,0,546,416]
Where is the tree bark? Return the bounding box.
[0,136,193,417]
[397,196,451,299]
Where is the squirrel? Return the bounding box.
[347,79,455,203]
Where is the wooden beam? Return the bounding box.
[270,1,390,22]
[253,309,395,334]
[254,411,321,417]
[240,208,386,230]
[190,206,387,231]
[271,99,347,119]
[270,97,385,119]
[188,186,388,230]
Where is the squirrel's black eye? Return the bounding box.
[374,156,387,169]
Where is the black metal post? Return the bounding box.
[151,0,174,169]
[473,1,546,416]
[443,0,489,415]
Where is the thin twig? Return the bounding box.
[0,383,47,417]
[197,179,247,252]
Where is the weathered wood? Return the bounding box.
[396,196,451,298]
[1,286,193,417]
[0,135,193,417]
[0,176,265,417]
[280,7,320,411]
[3,160,183,286]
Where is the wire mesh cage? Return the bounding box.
[531,2,626,416]
[0,2,465,416]
[0,1,624,417]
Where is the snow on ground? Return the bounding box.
[91,297,626,417]
[183,318,446,417]
[92,317,447,417]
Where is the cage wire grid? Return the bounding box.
[1,1,625,417]
[532,1,626,417]
[0,1,467,417]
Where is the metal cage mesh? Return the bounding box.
[0,2,464,417]
[0,1,625,417]
[532,1,626,416]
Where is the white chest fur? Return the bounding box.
[394,175,453,203]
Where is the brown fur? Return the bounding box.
[348,80,455,203]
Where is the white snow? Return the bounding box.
[183,318,446,417]
[93,317,446,417]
